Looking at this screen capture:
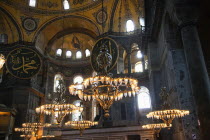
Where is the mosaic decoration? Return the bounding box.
[93,7,107,25]
[91,38,118,73]
[41,1,58,8]
[6,47,41,79]
[2,0,101,14]
[22,17,38,32]
[73,0,86,5]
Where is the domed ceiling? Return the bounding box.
[50,33,95,56]
[2,0,101,14]
[0,0,145,66]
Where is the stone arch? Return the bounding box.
[33,15,100,54]
[0,7,23,42]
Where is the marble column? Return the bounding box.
[180,24,210,139]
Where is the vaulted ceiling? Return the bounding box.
[0,0,144,57]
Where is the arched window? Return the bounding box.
[137,50,143,58]
[76,51,82,59]
[56,49,62,56]
[144,55,148,70]
[73,75,83,84]
[29,0,36,7]
[54,74,63,92]
[63,0,70,10]
[126,20,135,32]
[0,34,8,44]
[92,99,97,121]
[138,87,151,109]
[72,100,82,121]
[85,49,90,57]
[66,50,72,58]
[135,61,143,72]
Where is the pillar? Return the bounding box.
[180,23,210,139]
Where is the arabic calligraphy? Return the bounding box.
[91,38,118,73]
[6,47,41,79]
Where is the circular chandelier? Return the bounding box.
[146,109,189,126]
[15,122,52,138]
[36,80,83,124]
[35,104,83,124]
[142,123,172,137]
[22,122,52,128]
[69,38,140,117]
[0,54,5,69]
[42,135,55,138]
[15,127,34,133]
[69,76,140,117]
[20,134,34,138]
[146,87,190,126]
[65,121,98,136]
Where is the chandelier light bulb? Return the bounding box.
[0,54,5,69]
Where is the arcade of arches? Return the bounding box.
[0,0,210,140]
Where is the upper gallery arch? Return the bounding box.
[34,15,100,54]
[0,7,23,43]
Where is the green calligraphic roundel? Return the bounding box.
[6,47,41,79]
[91,38,119,73]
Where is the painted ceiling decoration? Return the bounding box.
[93,7,107,25]
[1,0,102,14]
[21,17,39,34]
[0,0,145,64]
[71,35,81,50]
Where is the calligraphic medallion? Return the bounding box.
[22,18,37,32]
[6,47,41,79]
[91,38,118,73]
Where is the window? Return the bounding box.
[92,99,97,121]
[144,55,148,70]
[126,20,134,32]
[0,34,8,44]
[139,17,145,31]
[76,51,82,59]
[85,49,90,57]
[138,87,151,109]
[66,50,72,58]
[73,75,83,84]
[135,61,143,72]
[29,0,36,7]
[139,17,145,26]
[54,74,63,92]
[56,49,62,56]
[137,50,142,58]
[72,100,82,121]
[63,0,70,10]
